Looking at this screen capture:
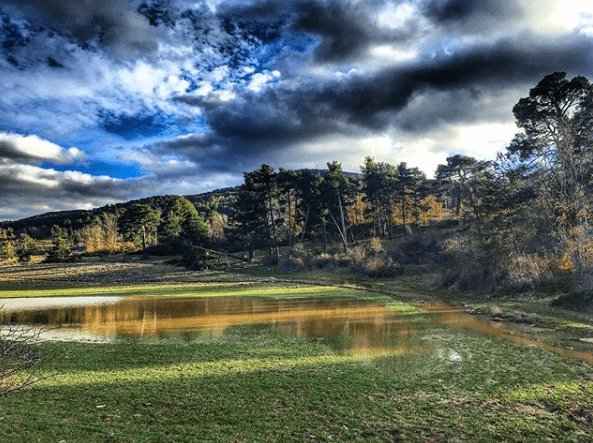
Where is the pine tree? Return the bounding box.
[47,225,71,262]
[235,164,280,262]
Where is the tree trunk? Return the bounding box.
[300,204,310,242]
[267,194,280,263]
[337,194,349,253]
[141,224,147,250]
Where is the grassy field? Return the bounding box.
[1,260,593,442]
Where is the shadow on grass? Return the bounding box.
[3,330,593,443]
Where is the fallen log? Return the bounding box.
[192,246,251,264]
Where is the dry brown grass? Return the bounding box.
[369,237,383,252]
[348,245,366,264]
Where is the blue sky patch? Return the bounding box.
[41,160,143,179]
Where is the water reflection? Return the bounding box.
[0,297,426,355]
[3,296,593,363]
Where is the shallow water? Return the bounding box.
[2,295,593,362]
[0,296,426,354]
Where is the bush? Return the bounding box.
[438,235,501,292]
[349,252,403,278]
[369,237,383,253]
[348,245,366,264]
[279,243,313,271]
[504,253,558,290]
[0,240,17,265]
[45,237,71,262]
[389,233,442,265]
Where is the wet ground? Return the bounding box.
[2,256,593,363]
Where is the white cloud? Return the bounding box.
[377,1,418,29]
[273,133,402,174]
[204,89,237,103]
[247,70,281,92]
[396,121,517,176]
[10,164,60,188]
[521,0,593,35]
[0,132,85,164]
[210,65,230,82]
[368,45,418,65]
[1,163,115,187]
[454,122,518,158]
[117,60,193,101]
[195,81,214,96]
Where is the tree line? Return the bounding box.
[2,72,593,292]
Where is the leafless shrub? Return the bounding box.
[0,312,56,397]
[350,253,403,278]
[363,256,389,272]
[279,243,315,271]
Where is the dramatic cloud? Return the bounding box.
[167,33,593,170]
[1,0,593,220]
[0,0,166,57]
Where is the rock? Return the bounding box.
[490,305,503,315]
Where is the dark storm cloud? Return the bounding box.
[0,12,31,59]
[421,0,524,25]
[290,0,390,62]
[58,177,133,200]
[169,32,593,167]
[0,0,163,56]
[136,0,175,28]
[353,34,593,127]
[171,81,363,170]
[393,35,593,132]
[220,0,412,63]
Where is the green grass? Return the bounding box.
[2,324,593,442]
[2,280,593,442]
[0,282,368,300]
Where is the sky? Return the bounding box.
[1,0,593,221]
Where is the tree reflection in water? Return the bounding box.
[0,297,427,355]
[2,297,593,363]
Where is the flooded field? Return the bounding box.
[2,262,593,442]
[0,296,423,354]
[3,294,593,363]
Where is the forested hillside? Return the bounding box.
[2,72,593,296]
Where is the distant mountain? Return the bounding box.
[0,186,241,238]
